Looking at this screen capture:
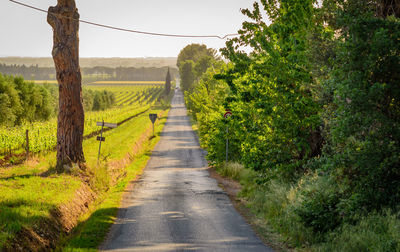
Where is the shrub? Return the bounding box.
[316,211,400,252]
[295,175,342,237]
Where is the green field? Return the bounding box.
[32,80,165,85]
[90,81,164,85]
[0,84,164,156]
[0,82,172,250]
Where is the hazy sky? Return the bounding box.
[0,0,257,58]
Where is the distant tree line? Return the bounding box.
[0,57,177,68]
[0,64,54,80]
[0,64,178,82]
[0,73,115,127]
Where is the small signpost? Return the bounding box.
[224,110,232,119]
[149,114,158,137]
[224,109,232,163]
[96,120,117,161]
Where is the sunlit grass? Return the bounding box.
[60,108,168,251]
[0,101,170,249]
[32,80,57,84]
[91,81,164,84]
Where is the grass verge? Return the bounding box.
[214,162,400,252]
[0,103,169,250]
[59,108,168,251]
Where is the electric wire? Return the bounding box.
[9,0,240,40]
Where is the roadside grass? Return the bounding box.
[0,104,169,250]
[314,211,400,252]
[0,173,82,248]
[0,149,82,249]
[59,109,168,251]
[215,162,400,252]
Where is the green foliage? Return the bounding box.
[184,62,241,163]
[183,0,400,250]
[82,89,115,111]
[295,175,342,236]
[177,44,217,92]
[180,61,195,92]
[320,0,400,212]
[0,85,163,155]
[317,211,400,252]
[176,44,216,69]
[216,0,322,179]
[0,73,53,126]
[92,90,115,111]
[165,67,171,94]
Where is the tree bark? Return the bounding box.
[376,0,400,18]
[47,0,85,171]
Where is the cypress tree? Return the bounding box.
[165,67,171,94]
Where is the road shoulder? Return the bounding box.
[208,166,295,252]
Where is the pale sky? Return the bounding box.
[0,0,257,58]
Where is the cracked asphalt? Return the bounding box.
[100,90,273,252]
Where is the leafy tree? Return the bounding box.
[180,60,195,92]
[181,0,400,245]
[92,92,102,111]
[320,0,400,212]
[216,0,322,179]
[185,61,240,162]
[193,55,214,78]
[177,44,217,92]
[176,44,216,69]
[91,90,115,111]
[0,73,54,126]
[0,74,22,126]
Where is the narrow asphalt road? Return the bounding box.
[100,91,273,252]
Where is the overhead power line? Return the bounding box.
[9,0,240,40]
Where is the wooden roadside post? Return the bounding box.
[25,129,29,159]
[96,121,117,162]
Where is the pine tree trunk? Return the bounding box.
[47,0,85,171]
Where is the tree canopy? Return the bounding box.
[181,0,400,248]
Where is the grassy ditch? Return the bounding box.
[59,108,168,251]
[0,103,169,250]
[215,162,400,252]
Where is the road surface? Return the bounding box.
[100,91,273,252]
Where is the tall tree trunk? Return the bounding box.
[376,0,400,18]
[47,0,85,171]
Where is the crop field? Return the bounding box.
[0,84,164,157]
[90,81,164,85]
[32,80,58,84]
[86,84,164,106]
